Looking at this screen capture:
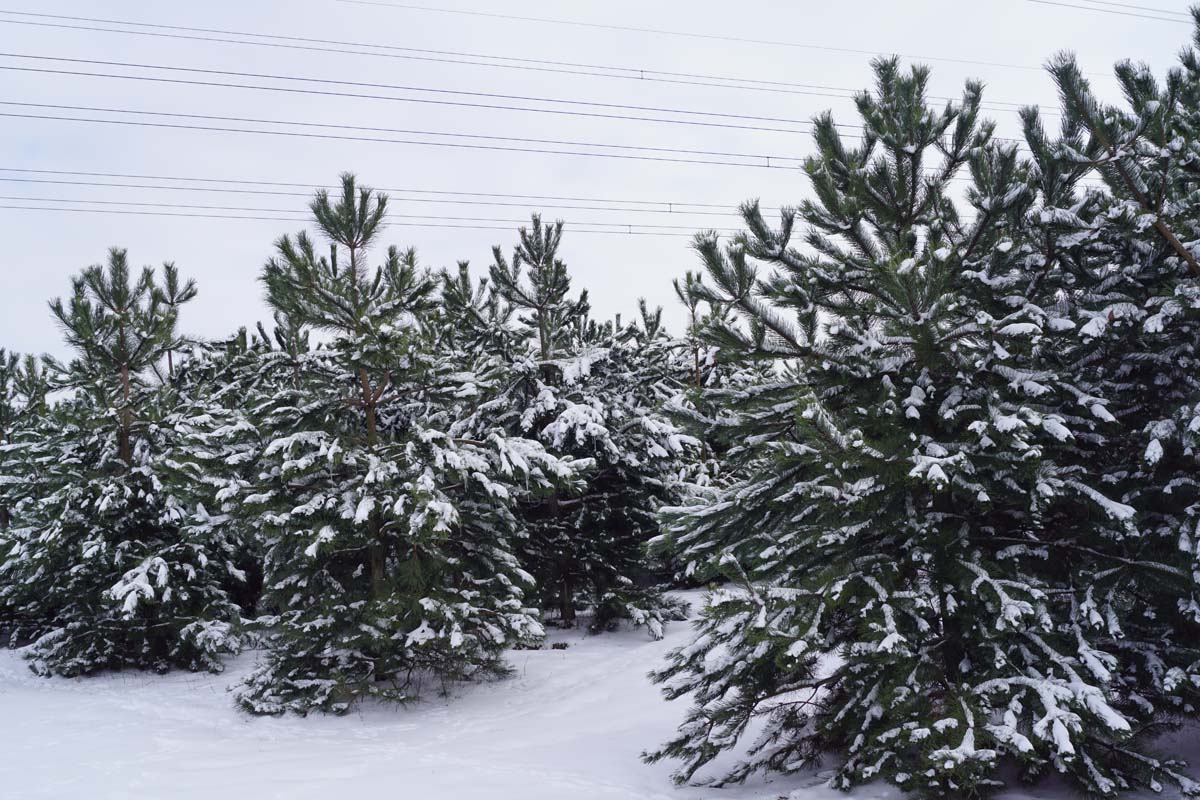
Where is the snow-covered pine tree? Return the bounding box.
[0,350,46,535]
[155,327,278,628]
[649,274,775,584]
[985,34,1200,794]
[0,251,244,675]
[483,217,693,637]
[0,351,49,638]
[646,58,1185,797]
[233,175,571,715]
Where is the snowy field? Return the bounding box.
[0,597,1194,800]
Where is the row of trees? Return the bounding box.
[0,179,699,713]
[5,14,1200,800]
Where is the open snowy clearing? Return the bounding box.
[0,598,1193,800]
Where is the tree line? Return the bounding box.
[5,16,1200,800]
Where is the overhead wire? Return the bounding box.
[0,10,1063,112]
[0,203,728,236]
[1070,0,1191,16]
[0,54,1043,144]
[0,103,811,168]
[0,57,815,136]
[0,170,762,215]
[0,194,746,232]
[336,1,1061,74]
[1026,0,1191,22]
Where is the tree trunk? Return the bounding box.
[0,425,7,530]
[359,367,388,601]
[369,543,388,600]
[559,573,576,627]
[118,362,132,465]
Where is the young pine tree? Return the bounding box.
[485,217,692,637]
[0,251,244,675]
[0,351,46,535]
[0,351,49,637]
[234,175,571,715]
[646,58,1185,798]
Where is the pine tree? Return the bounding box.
[482,216,693,636]
[990,31,1200,795]
[646,57,1193,798]
[0,351,49,637]
[0,251,244,674]
[0,351,46,534]
[233,175,571,715]
[651,276,774,584]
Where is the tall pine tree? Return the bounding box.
[647,57,1194,798]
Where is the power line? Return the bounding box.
[0,194,743,231]
[339,1,1059,74]
[0,56,816,136]
[0,177,770,218]
[0,168,759,213]
[0,101,810,167]
[0,54,1040,145]
[0,52,832,127]
[0,56,1035,148]
[1072,0,1191,17]
[0,170,1104,224]
[0,203,719,236]
[0,11,1064,111]
[0,176,753,215]
[0,16,878,103]
[1026,0,1190,22]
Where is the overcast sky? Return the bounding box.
[0,0,1190,357]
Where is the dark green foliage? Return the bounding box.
[232,175,571,715]
[0,250,244,675]
[649,53,1200,799]
[451,216,694,637]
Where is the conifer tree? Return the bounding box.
[988,30,1200,795]
[481,217,693,636]
[0,251,244,674]
[0,351,49,636]
[233,175,572,715]
[0,351,45,534]
[646,57,1194,798]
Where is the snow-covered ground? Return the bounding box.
[0,597,1193,800]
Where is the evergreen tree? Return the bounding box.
[233,175,571,715]
[0,251,244,674]
[481,217,693,636]
[0,351,49,636]
[997,32,1200,795]
[647,57,1196,798]
[0,351,46,534]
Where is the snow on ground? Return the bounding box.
[0,595,1193,800]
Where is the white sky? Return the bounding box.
[0,0,1189,357]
